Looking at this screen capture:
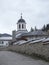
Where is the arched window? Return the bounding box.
[19,24,21,29]
[2,41,4,44]
[22,24,24,29]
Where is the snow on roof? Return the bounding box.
[18,38,45,45]
[0,37,12,41]
[31,38,45,43]
[27,38,49,44]
[42,38,49,42]
[16,33,26,39]
[14,37,49,45]
[16,33,22,38]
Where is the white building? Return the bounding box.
[0,34,12,47]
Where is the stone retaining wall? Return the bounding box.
[7,42,49,61]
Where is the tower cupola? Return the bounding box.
[17,13,26,31]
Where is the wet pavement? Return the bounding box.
[0,51,49,65]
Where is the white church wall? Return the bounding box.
[3,41,9,46]
[0,41,9,47]
[0,36,12,47]
[17,23,21,31]
[17,22,26,31]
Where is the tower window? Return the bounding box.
[22,24,24,29]
[19,24,21,29]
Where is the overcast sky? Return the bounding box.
[0,0,49,34]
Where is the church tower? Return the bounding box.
[17,13,27,31]
[12,13,28,40]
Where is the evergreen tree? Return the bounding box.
[30,27,34,32]
[46,24,49,31]
[35,26,38,31]
[42,25,46,31]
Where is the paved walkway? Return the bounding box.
[0,51,49,65]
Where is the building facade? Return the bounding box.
[12,14,48,45]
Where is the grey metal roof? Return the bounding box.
[17,18,26,24]
[17,14,26,24]
[16,30,48,39]
[22,30,48,36]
